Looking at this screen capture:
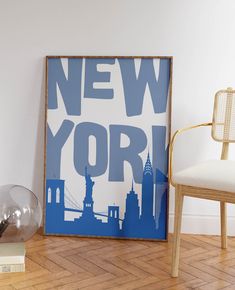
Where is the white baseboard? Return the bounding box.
[168,213,235,236]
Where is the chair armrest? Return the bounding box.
[169,122,212,187]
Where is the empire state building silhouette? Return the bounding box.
[139,153,156,234]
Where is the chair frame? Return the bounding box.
[169,88,234,278]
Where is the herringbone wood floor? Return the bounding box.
[1,231,235,290]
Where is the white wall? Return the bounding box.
[1,0,235,234]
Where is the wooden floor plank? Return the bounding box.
[109,276,159,290]
[34,272,93,290]
[81,274,137,290]
[196,279,231,290]
[58,273,115,290]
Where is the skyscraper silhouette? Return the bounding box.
[155,168,168,229]
[122,182,140,236]
[140,153,156,233]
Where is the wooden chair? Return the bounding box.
[169,87,235,277]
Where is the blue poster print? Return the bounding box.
[45,57,171,240]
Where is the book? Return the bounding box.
[0,263,25,273]
[0,242,25,265]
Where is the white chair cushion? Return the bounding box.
[173,160,235,193]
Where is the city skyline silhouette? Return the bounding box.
[45,154,168,240]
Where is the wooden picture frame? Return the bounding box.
[44,56,172,241]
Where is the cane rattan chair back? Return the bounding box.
[212,88,235,143]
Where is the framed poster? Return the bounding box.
[44,56,172,241]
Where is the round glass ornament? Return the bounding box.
[0,185,42,242]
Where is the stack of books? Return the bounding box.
[0,243,25,273]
